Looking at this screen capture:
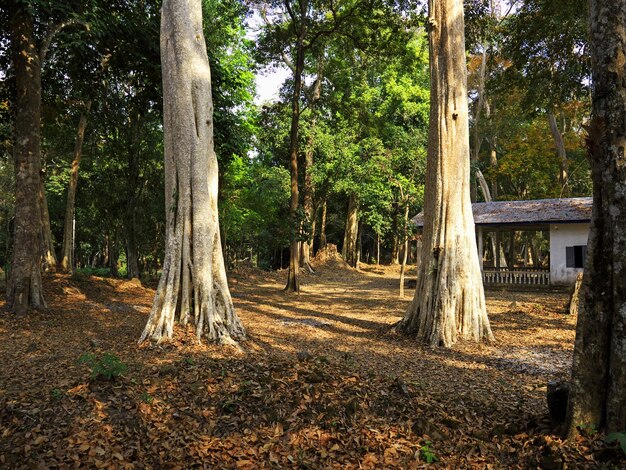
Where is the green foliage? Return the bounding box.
[50,389,64,401]
[74,267,115,278]
[420,441,438,463]
[140,392,154,404]
[78,352,127,381]
[221,155,291,268]
[606,432,626,456]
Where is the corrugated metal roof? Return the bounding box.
[411,197,592,227]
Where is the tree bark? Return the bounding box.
[39,180,57,271]
[471,47,488,202]
[548,111,568,190]
[319,200,327,250]
[565,0,626,436]
[301,63,323,271]
[124,112,142,279]
[342,194,359,268]
[395,0,493,347]
[284,1,307,293]
[399,204,410,298]
[61,101,92,273]
[7,4,46,313]
[140,0,245,344]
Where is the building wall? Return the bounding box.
[549,223,590,284]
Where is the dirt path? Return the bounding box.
[0,261,621,468]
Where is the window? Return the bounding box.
[566,245,586,268]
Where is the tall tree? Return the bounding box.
[140,0,245,344]
[60,101,91,273]
[395,0,493,347]
[565,0,626,436]
[7,2,46,312]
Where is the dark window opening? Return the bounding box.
[566,245,586,268]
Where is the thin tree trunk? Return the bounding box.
[489,139,499,199]
[140,0,245,344]
[471,47,488,202]
[565,0,626,435]
[548,111,568,191]
[391,211,400,264]
[342,194,359,268]
[395,0,493,347]
[40,180,57,271]
[61,101,92,273]
[319,200,327,250]
[399,204,410,298]
[284,1,307,293]
[7,3,46,313]
[301,62,322,272]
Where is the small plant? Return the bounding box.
[140,392,154,404]
[420,441,438,464]
[184,356,195,365]
[577,423,599,437]
[606,431,626,456]
[78,352,127,381]
[50,388,64,401]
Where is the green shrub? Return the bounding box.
[420,441,438,464]
[140,392,154,404]
[606,431,626,456]
[78,352,127,381]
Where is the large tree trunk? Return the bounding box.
[342,194,359,268]
[395,0,493,347]
[565,0,626,436]
[61,101,92,273]
[140,0,245,344]
[7,4,46,313]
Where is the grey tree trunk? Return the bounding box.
[319,200,327,250]
[124,113,142,280]
[342,194,359,268]
[7,3,46,313]
[284,1,307,293]
[395,0,493,347]
[140,0,245,344]
[547,111,568,190]
[61,101,91,273]
[399,204,410,298]
[40,180,57,271]
[471,47,488,202]
[565,0,626,436]
[301,64,323,271]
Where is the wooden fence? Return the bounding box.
[482,267,550,285]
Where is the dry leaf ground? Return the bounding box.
[1,255,624,469]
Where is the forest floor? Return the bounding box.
[1,250,624,469]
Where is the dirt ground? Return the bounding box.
[1,254,624,469]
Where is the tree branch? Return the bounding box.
[40,18,90,63]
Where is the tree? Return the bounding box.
[60,101,91,273]
[395,0,493,347]
[7,2,47,313]
[565,0,626,436]
[139,0,245,344]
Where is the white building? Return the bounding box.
[413,197,592,286]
